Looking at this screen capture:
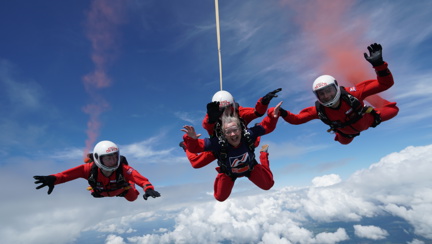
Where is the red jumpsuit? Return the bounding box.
[52,163,155,201]
[184,98,269,169]
[184,108,278,201]
[282,62,399,144]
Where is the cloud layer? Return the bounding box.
[81,144,432,243]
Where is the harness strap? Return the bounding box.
[214,118,256,179]
[369,108,382,128]
[316,88,382,133]
[87,161,130,196]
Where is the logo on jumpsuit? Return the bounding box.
[230,153,249,167]
[229,153,250,174]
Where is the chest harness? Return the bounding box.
[86,155,131,198]
[315,87,382,138]
[213,118,257,180]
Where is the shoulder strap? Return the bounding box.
[339,88,362,111]
[315,100,333,127]
[115,159,127,186]
[87,162,99,190]
[240,119,255,152]
[120,155,128,165]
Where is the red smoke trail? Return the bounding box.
[82,0,126,157]
[281,0,387,107]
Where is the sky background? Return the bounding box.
[1,0,431,243]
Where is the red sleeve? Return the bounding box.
[238,106,258,125]
[202,114,215,136]
[183,134,206,153]
[186,150,215,169]
[254,98,268,116]
[123,165,155,191]
[257,108,279,134]
[282,106,319,124]
[351,62,394,100]
[52,163,92,185]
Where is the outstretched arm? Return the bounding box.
[279,105,319,124]
[255,88,282,116]
[181,125,206,153]
[258,101,283,134]
[358,43,394,99]
[34,164,91,195]
[125,165,161,200]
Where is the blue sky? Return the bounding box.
[1,0,432,243]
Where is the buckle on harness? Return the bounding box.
[364,106,374,114]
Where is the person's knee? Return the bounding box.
[261,180,274,190]
[214,193,229,202]
[124,189,139,202]
[385,102,399,119]
[378,102,399,121]
[335,134,353,145]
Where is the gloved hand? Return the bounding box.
[364,43,384,67]
[143,189,161,200]
[34,175,56,195]
[261,88,282,105]
[207,101,224,124]
[279,107,288,118]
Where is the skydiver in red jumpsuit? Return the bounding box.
[180,89,281,169]
[34,140,161,202]
[278,43,399,144]
[182,103,282,201]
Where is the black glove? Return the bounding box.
[261,88,282,105]
[279,107,288,118]
[143,189,161,200]
[207,101,223,124]
[364,43,384,67]
[34,175,56,195]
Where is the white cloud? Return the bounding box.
[122,144,432,243]
[314,228,349,244]
[311,174,341,187]
[2,142,432,244]
[353,225,388,240]
[301,184,377,222]
[121,137,174,159]
[106,234,126,244]
[408,239,425,244]
[126,197,349,244]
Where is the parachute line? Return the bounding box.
[214,0,223,91]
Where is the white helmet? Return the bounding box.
[212,90,235,108]
[93,140,120,172]
[312,75,341,107]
